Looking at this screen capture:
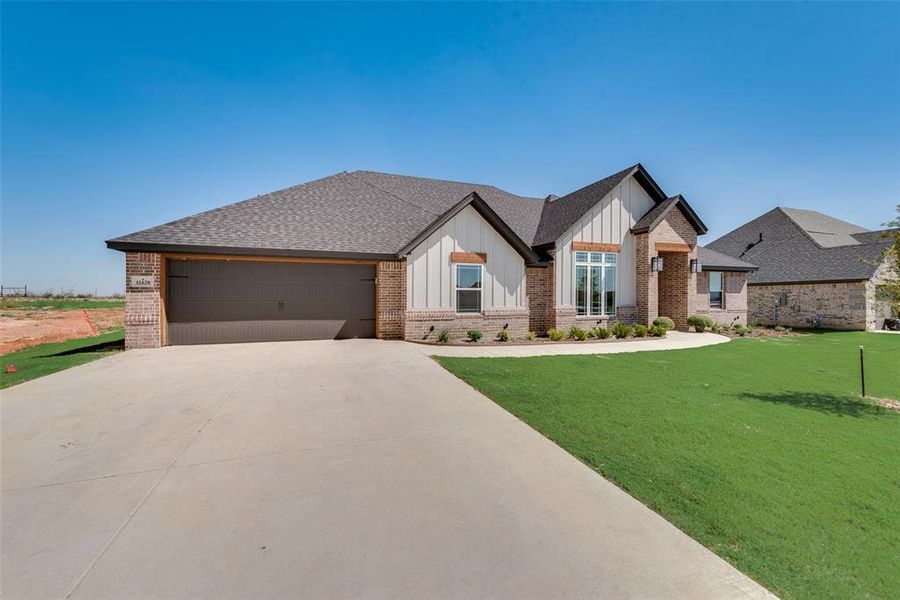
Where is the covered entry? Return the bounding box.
[166,258,376,345]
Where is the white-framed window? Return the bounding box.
[709,271,724,309]
[455,263,483,313]
[574,251,617,316]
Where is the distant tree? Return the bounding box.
[876,205,900,316]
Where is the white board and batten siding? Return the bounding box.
[555,176,656,308]
[406,205,525,311]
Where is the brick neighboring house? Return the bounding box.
[706,207,896,330]
[107,164,756,348]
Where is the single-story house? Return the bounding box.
[107,164,756,348]
[706,207,895,330]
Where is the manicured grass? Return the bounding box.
[0,298,124,310]
[0,328,124,389]
[437,332,900,599]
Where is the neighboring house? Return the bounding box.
[706,207,895,330]
[107,164,756,348]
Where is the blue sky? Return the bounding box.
[2,2,898,295]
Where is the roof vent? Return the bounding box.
[545,194,559,203]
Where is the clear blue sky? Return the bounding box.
[2,2,898,295]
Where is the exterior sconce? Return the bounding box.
[650,256,664,272]
[690,259,702,273]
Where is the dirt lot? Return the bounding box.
[0,308,124,354]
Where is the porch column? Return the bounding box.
[635,233,658,325]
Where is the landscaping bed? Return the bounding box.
[438,331,900,599]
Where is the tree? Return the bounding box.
[876,205,900,317]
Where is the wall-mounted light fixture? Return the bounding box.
[690,259,702,273]
[650,256,664,272]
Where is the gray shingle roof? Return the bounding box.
[108,171,544,257]
[706,207,893,284]
[697,247,757,272]
[532,165,638,246]
[631,194,708,235]
[108,164,706,261]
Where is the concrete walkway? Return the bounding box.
[2,339,770,599]
[413,330,730,357]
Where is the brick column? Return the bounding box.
[125,252,162,349]
[376,261,406,339]
[635,233,657,325]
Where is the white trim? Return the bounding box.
[573,251,618,317]
[455,263,484,315]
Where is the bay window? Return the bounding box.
[709,271,724,309]
[456,264,483,313]
[574,251,617,316]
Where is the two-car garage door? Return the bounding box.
[166,259,376,345]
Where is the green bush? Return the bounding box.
[568,326,588,341]
[589,327,610,339]
[652,316,675,331]
[547,328,566,341]
[687,314,714,332]
[612,321,633,339]
[437,329,450,344]
[649,324,667,337]
[733,324,747,336]
[466,329,483,342]
[497,329,510,342]
[633,324,648,337]
[525,331,536,341]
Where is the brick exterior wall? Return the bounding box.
[525,252,554,334]
[125,252,162,349]
[695,271,749,326]
[376,261,405,339]
[636,209,700,330]
[748,281,870,330]
[404,308,530,342]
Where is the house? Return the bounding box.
[706,207,895,330]
[106,164,757,348]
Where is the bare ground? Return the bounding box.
[0,308,124,353]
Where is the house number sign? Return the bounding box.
[130,275,154,288]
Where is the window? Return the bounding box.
[575,252,617,316]
[456,264,482,313]
[709,271,724,309]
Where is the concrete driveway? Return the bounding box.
[1,340,771,599]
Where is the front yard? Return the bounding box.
[438,332,899,599]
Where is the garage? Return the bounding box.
[165,259,376,345]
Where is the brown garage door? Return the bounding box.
[166,259,376,345]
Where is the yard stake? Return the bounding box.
[859,346,866,398]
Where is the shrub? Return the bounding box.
[633,324,648,337]
[497,329,510,342]
[547,328,566,341]
[733,324,747,337]
[466,329,483,342]
[774,325,786,332]
[589,327,610,339]
[652,316,675,331]
[525,331,536,341]
[612,321,633,339]
[687,314,714,332]
[437,329,450,344]
[568,326,588,341]
[649,325,667,337]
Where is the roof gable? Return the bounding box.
[631,194,708,236]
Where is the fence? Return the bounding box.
[1,285,28,297]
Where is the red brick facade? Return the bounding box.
[525,252,555,334]
[404,308,530,342]
[375,261,405,339]
[125,252,162,349]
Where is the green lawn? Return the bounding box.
[437,332,900,600]
[0,297,125,310]
[0,328,125,389]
